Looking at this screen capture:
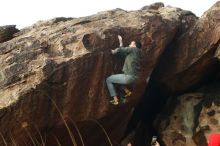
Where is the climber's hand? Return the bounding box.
[118,35,123,47]
[111,49,117,54]
[118,35,122,41]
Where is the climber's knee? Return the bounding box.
[106,76,111,84]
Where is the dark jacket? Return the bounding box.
[113,47,144,77]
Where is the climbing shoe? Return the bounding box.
[124,88,132,97]
[109,99,119,105]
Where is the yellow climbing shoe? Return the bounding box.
[109,99,119,105]
[124,88,132,97]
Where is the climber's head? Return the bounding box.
[129,41,142,49]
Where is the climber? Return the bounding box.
[208,133,220,146]
[106,35,144,105]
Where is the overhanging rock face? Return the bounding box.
[154,1,220,93]
[153,2,220,146]
[0,4,196,145]
[156,83,220,146]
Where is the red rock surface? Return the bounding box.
[156,83,220,146]
[0,4,195,146]
[154,2,220,146]
[154,1,220,93]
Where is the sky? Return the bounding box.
[0,0,218,29]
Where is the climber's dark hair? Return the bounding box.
[135,41,142,49]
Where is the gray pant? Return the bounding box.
[106,74,137,97]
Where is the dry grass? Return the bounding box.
[89,119,113,146]
[0,90,116,146]
[49,97,77,146]
[23,127,37,146]
[33,125,46,146]
[0,132,7,146]
[53,135,62,146]
[69,118,85,146]
[9,133,17,146]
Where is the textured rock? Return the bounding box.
[153,3,220,145]
[156,83,220,146]
[0,25,19,43]
[141,2,164,10]
[156,93,204,146]
[154,1,220,93]
[0,4,195,146]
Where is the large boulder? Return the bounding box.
[153,1,220,93]
[156,83,220,146]
[151,3,220,145]
[0,25,19,43]
[0,4,196,146]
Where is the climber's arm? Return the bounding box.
[111,35,132,56]
[118,35,123,47]
[111,35,124,54]
[111,47,132,56]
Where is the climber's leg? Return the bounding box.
[106,74,136,105]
